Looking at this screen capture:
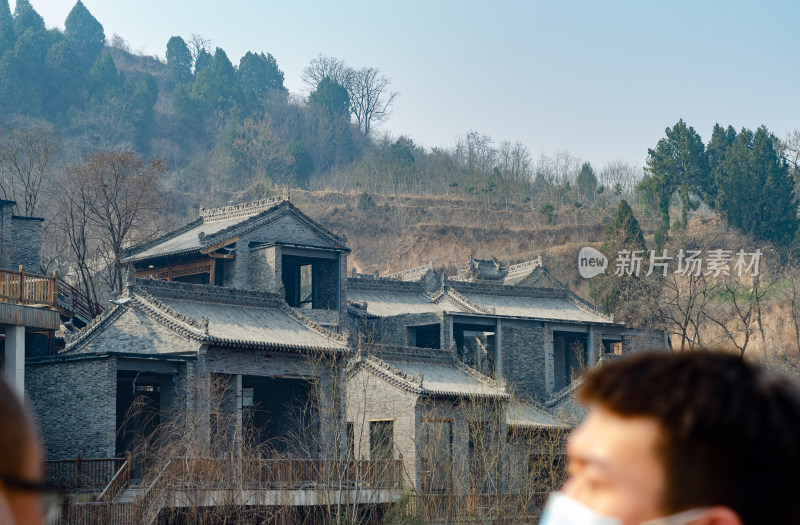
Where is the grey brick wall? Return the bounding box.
[8,217,43,272]
[500,320,546,401]
[248,245,280,293]
[622,330,667,354]
[347,367,418,488]
[26,357,117,459]
[0,201,43,272]
[373,313,443,347]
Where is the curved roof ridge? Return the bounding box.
[199,193,289,222]
[62,304,124,352]
[133,292,207,340]
[569,291,614,322]
[443,287,494,314]
[131,279,284,307]
[280,303,349,345]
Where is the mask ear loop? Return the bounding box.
[640,507,709,525]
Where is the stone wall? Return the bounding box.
[0,200,43,272]
[347,367,418,487]
[621,329,667,354]
[500,320,547,401]
[372,313,443,347]
[26,357,117,459]
[248,245,280,293]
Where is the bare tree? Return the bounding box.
[706,273,771,358]
[55,171,101,313]
[60,151,168,299]
[300,54,351,91]
[188,33,211,64]
[301,56,398,136]
[779,263,800,356]
[347,67,398,136]
[0,118,61,216]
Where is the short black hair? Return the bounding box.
[577,351,800,525]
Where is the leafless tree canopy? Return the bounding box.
[57,151,168,303]
[0,118,62,216]
[348,67,398,136]
[188,33,212,64]
[302,55,398,136]
[301,54,351,91]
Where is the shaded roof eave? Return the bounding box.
[443,310,622,326]
[27,351,198,365]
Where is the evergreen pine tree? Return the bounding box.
[12,0,44,36]
[0,0,14,57]
[166,36,192,83]
[719,126,799,247]
[590,200,647,314]
[65,0,105,70]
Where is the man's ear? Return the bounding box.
[702,506,742,525]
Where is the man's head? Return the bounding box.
[562,351,800,525]
[0,376,44,525]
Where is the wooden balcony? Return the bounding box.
[0,266,56,308]
[0,266,61,330]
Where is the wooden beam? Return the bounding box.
[208,253,235,259]
[200,236,239,254]
[209,258,216,286]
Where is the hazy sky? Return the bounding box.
[21,0,800,169]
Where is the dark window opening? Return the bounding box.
[408,324,441,349]
[116,372,170,458]
[553,331,588,391]
[241,376,316,456]
[454,322,496,377]
[369,420,394,461]
[282,254,338,310]
[24,330,52,358]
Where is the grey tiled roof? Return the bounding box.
[355,351,507,399]
[125,196,347,263]
[346,288,463,317]
[347,273,614,324]
[506,401,569,428]
[150,296,348,351]
[64,279,349,354]
[457,291,610,323]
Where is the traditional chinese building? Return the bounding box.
[24,196,665,522]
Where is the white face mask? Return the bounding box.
[539,491,708,525]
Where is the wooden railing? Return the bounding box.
[50,501,136,525]
[44,455,126,492]
[97,454,131,503]
[56,278,103,320]
[49,457,405,525]
[0,266,56,308]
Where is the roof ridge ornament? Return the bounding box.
[200,194,290,222]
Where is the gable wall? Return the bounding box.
[72,308,202,355]
[347,367,418,488]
